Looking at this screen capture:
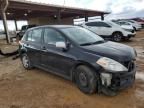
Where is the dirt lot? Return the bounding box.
[0,30,144,108]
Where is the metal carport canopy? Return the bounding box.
[0,0,110,43]
[1,0,110,20]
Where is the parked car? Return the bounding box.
[19,25,137,96]
[17,24,37,40]
[112,20,135,32]
[82,21,136,42]
[124,20,142,31]
[132,18,144,28]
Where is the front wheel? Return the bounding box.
[21,53,33,69]
[75,65,98,94]
[112,32,123,42]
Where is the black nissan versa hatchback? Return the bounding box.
[19,25,137,96]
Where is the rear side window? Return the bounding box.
[86,22,110,27]
[27,29,42,43]
[86,22,97,26]
[44,28,65,45]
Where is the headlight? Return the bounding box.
[96,57,128,72]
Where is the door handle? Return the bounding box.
[42,46,46,50]
[26,44,29,46]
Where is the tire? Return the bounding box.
[75,65,98,94]
[112,32,123,42]
[133,27,136,31]
[21,53,33,69]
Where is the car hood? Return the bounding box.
[81,41,136,62]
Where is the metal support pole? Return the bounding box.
[1,0,10,43]
[57,9,61,24]
[101,14,104,21]
[2,11,10,43]
[14,20,18,31]
[85,13,88,22]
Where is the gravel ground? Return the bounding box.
[0,30,144,108]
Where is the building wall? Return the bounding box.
[28,17,74,25]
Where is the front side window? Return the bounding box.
[86,22,102,27]
[86,22,97,26]
[27,29,42,43]
[44,28,65,45]
[99,22,111,27]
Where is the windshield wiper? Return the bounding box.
[80,40,104,46]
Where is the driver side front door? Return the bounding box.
[40,28,75,77]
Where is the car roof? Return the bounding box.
[28,25,77,30]
[84,20,111,24]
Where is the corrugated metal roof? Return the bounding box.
[9,0,110,14]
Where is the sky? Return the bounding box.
[0,0,144,30]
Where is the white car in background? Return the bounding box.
[82,20,136,42]
[112,20,135,31]
[124,20,142,31]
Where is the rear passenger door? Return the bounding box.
[25,28,43,65]
[97,22,112,36]
[85,22,101,34]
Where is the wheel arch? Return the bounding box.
[19,48,27,57]
[112,31,123,36]
[70,60,100,82]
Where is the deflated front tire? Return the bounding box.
[75,65,98,94]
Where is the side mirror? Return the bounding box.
[56,42,67,49]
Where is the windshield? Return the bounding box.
[119,21,130,25]
[127,20,135,23]
[61,27,104,46]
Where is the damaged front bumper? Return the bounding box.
[99,67,136,95]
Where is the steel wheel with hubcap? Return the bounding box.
[75,65,98,94]
[112,32,123,42]
[21,54,33,69]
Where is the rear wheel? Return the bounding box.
[112,32,123,42]
[75,65,98,94]
[21,53,33,69]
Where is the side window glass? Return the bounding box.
[44,28,65,46]
[31,29,42,43]
[86,22,97,26]
[27,31,32,41]
[86,22,92,26]
[100,22,110,27]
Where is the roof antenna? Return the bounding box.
[63,0,65,7]
[62,0,66,11]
